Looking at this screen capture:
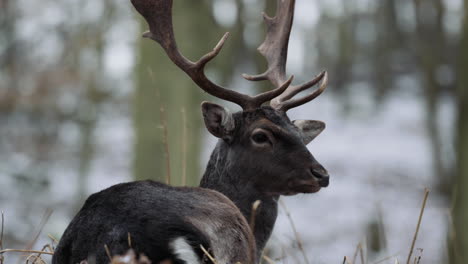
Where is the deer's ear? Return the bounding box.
[201,101,235,140]
[293,120,325,145]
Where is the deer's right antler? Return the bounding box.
[131,0,294,111]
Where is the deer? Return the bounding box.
[52,0,330,263]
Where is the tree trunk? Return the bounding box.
[451,0,468,262]
[133,1,221,186]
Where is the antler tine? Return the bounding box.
[251,75,294,106]
[243,0,328,111]
[242,0,293,86]
[132,0,255,109]
[272,71,328,111]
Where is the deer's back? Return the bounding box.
[53,180,255,264]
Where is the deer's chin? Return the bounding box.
[284,180,322,195]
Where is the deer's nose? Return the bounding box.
[311,167,329,187]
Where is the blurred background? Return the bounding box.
[0,0,466,263]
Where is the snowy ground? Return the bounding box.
[268,92,451,263]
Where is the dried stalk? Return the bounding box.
[342,256,352,264]
[249,200,261,232]
[104,244,112,262]
[148,68,171,185]
[128,232,132,248]
[0,249,53,255]
[279,200,309,264]
[406,188,429,264]
[159,105,171,185]
[181,107,187,186]
[352,243,361,264]
[0,211,4,250]
[262,255,277,264]
[200,245,218,264]
[25,209,53,251]
[372,253,399,264]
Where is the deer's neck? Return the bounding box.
[199,142,278,261]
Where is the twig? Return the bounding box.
[270,234,296,264]
[342,256,352,264]
[148,67,171,185]
[181,107,187,186]
[372,253,400,264]
[413,248,423,264]
[0,211,4,250]
[41,244,54,254]
[25,209,53,251]
[249,200,261,232]
[406,188,429,264]
[0,249,53,255]
[263,255,277,264]
[352,243,361,264]
[359,242,365,264]
[48,234,58,248]
[128,232,132,248]
[279,200,309,264]
[27,243,55,262]
[104,244,112,262]
[200,245,217,264]
[159,105,171,185]
[26,254,45,264]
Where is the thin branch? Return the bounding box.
[0,249,53,255]
[263,255,277,264]
[406,188,429,264]
[148,68,171,185]
[181,107,187,186]
[160,105,171,185]
[249,200,261,232]
[104,244,112,262]
[279,200,309,264]
[372,253,400,264]
[25,254,45,264]
[359,242,365,264]
[0,211,4,250]
[342,256,352,264]
[47,234,58,245]
[352,242,361,264]
[25,209,53,251]
[128,232,132,248]
[200,245,217,264]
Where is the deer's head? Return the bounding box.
[201,102,328,195]
[132,0,330,195]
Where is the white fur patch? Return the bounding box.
[170,237,201,264]
[187,217,245,264]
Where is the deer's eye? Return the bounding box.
[252,132,268,143]
[251,128,274,147]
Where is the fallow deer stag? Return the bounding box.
[52,0,330,263]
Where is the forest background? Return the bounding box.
[0,0,467,263]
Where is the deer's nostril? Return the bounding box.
[311,168,330,187]
[311,169,323,179]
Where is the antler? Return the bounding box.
[242,0,328,112]
[131,0,294,110]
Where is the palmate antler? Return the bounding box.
[243,0,328,111]
[131,0,327,111]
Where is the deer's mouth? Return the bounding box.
[286,179,321,195]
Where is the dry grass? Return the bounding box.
[0,188,432,263]
[339,188,430,264]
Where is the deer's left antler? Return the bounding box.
[242,0,328,112]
